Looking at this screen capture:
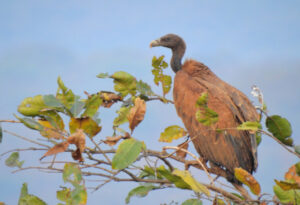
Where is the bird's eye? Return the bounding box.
[164,37,171,41]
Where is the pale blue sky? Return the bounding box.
[1,1,300,204]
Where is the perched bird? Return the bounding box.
[150,34,259,183]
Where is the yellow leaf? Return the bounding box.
[69,117,101,137]
[159,125,187,143]
[127,98,146,133]
[38,120,64,139]
[172,169,210,196]
[285,165,300,184]
[275,179,300,191]
[234,167,261,195]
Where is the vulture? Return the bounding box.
[150,34,259,183]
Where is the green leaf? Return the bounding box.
[125,185,158,204]
[40,111,65,130]
[156,166,190,189]
[294,145,300,155]
[196,93,208,107]
[96,72,110,78]
[275,179,300,191]
[0,123,2,143]
[20,183,28,198]
[136,80,154,96]
[63,163,82,184]
[70,97,85,117]
[5,152,24,168]
[295,162,300,176]
[266,115,293,146]
[113,106,131,127]
[111,71,137,97]
[195,108,218,126]
[43,95,63,108]
[237,121,262,131]
[182,199,203,205]
[256,132,262,146]
[18,95,48,116]
[18,183,47,205]
[172,169,210,196]
[274,184,300,204]
[56,77,75,110]
[14,115,43,131]
[69,117,101,137]
[82,94,102,118]
[56,188,71,202]
[112,138,144,170]
[161,75,172,96]
[70,185,87,205]
[159,125,187,143]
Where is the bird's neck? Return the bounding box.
[171,44,185,73]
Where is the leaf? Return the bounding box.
[136,80,154,96]
[159,125,187,143]
[43,94,63,108]
[161,75,172,96]
[274,179,300,191]
[70,97,85,117]
[156,166,190,189]
[234,167,261,195]
[112,138,144,170]
[70,185,87,205]
[237,121,262,132]
[256,132,262,146]
[103,136,122,146]
[5,152,24,168]
[172,169,210,196]
[38,119,64,139]
[111,71,137,97]
[100,92,122,108]
[196,108,218,126]
[15,115,43,131]
[56,188,71,202]
[127,97,146,133]
[285,164,300,184]
[82,94,102,118]
[266,115,293,146]
[18,183,46,205]
[56,77,75,110]
[0,123,2,143]
[196,93,208,107]
[273,184,300,204]
[18,95,48,116]
[63,163,82,184]
[182,199,203,205]
[40,111,65,130]
[67,129,86,162]
[69,117,101,137]
[176,141,189,158]
[125,185,158,204]
[213,197,226,205]
[113,106,131,127]
[295,145,300,155]
[40,141,69,160]
[96,72,109,78]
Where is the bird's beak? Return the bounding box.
[150,39,160,48]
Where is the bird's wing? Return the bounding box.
[173,65,258,175]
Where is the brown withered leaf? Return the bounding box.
[67,129,86,162]
[103,136,122,146]
[40,141,69,160]
[285,165,300,184]
[176,141,189,158]
[100,92,122,108]
[127,97,146,133]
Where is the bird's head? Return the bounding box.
[150,34,185,50]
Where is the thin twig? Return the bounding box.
[0,120,21,123]
[3,130,50,148]
[260,130,300,158]
[89,137,111,163]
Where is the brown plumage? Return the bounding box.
[150,34,259,183]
